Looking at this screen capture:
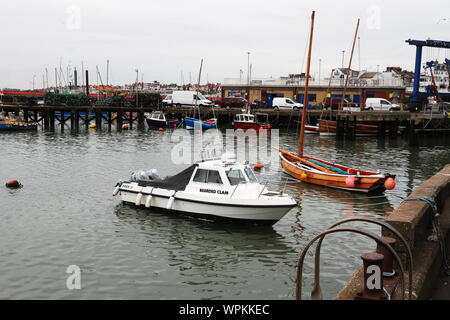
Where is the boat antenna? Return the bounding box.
[298,10,315,156]
[339,18,360,113]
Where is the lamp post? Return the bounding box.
[32,75,36,90]
[342,51,345,68]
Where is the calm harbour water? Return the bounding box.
[0,126,449,300]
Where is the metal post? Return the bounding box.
[412,45,423,103]
[358,252,385,300]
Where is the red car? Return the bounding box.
[219,97,248,109]
[323,97,356,110]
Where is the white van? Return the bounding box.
[171,91,213,108]
[272,98,303,110]
[365,98,400,111]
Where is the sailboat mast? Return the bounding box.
[339,18,360,112]
[298,11,315,156]
[194,59,204,120]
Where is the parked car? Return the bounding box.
[171,91,213,108]
[323,97,357,110]
[365,98,400,111]
[219,97,248,109]
[272,98,303,110]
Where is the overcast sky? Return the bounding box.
[1,0,449,89]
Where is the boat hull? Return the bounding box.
[0,123,38,131]
[319,119,379,136]
[146,118,179,128]
[184,118,217,130]
[118,188,296,224]
[233,122,271,131]
[279,152,389,193]
[305,125,319,134]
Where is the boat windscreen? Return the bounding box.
[137,165,198,191]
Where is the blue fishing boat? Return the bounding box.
[184,117,217,130]
[145,111,179,128]
[0,118,38,131]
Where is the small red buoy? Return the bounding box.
[254,163,264,171]
[345,176,356,188]
[6,180,22,189]
[159,127,164,132]
[384,177,396,190]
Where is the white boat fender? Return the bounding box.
[112,182,122,196]
[145,188,154,208]
[166,191,177,210]
[135,193,144,206]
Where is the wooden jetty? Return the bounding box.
[1,104,449,137]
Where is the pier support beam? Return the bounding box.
[49,110,55,132]
[43,108,49,131]
[117,109,123,132]
[95,110,102,130]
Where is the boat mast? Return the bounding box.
[319,68,335,121]
[194,59,204,120]
[339,18,360,113]
[298,11,315,156]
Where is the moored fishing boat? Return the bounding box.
[319,119,379,136]
[233,113,271,131]
[184,117,217,130]
[305,124,319,134]
[276,12,396,194]
[0,118,38,131]
[113,154,297,224]
[277,149,395,193]
[146,111,179,128]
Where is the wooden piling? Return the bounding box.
[43,108,49,131]
[117,109,123,132]
[95,110,102,130]
[108,111,112,132]
[129,111,133,130]
[49,110,55,132]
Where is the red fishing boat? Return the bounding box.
[233,113,271,130]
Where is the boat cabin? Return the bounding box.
[234,114,256,123]
[149,111,166,121]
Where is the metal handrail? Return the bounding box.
[296,226,406,300]
[309,215,413,300]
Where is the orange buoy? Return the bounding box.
[345,176,356,188]
[300,173,308,180]
[6,180,22,189]
[384,177,396,190]
[254,163,264,170]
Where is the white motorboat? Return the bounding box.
[113,154,297,224]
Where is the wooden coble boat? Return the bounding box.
[276,12,396,194]
[277,149,395,193]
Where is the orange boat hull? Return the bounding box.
[280,152,390,193]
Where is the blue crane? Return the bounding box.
[406,39,450,110]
